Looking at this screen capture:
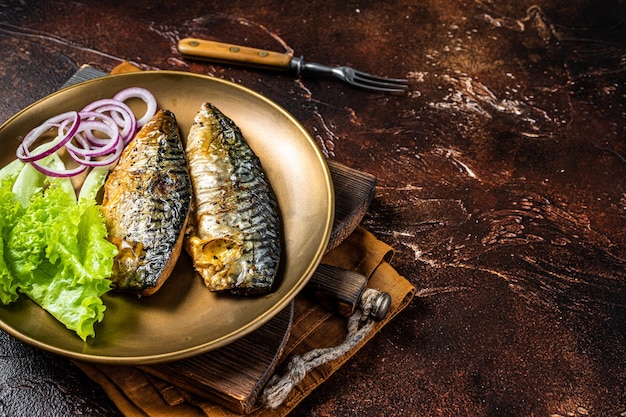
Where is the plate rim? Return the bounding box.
[0,70,335,364]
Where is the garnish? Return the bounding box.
[15,87,157,177]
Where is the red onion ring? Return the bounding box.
[72,111,118,147]
[65,118,120,158]
[81,136,124,167]
[113,87,157,128]
[81,99,137,144]
[16,111,80,163]
[67,136,123,167]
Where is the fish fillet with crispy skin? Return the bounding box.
[184,102,281,295]
[100,109,192,296]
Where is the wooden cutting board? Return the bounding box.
[63,65,377,415]
[140,303,294,413]
[138,161,376,414]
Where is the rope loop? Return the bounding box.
[260,288,385,409]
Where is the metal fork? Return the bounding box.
[178,38,409,94]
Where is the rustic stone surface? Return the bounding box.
[0,1,624,416]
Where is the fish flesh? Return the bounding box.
[100,109,191,295]
[184,103,281,295]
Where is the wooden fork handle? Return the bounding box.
[178,38,293,69]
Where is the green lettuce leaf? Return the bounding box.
[0,170,24,304]
[0,160,117,341]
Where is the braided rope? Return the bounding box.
[260,288,381,409]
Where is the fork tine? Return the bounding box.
[351,70,409,92]
[354,71,409,85]
[355,84,408,93]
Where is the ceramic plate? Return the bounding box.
[0,71,333,364]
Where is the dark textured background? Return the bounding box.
[1,1,625,416]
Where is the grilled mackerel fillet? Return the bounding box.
[184,103,280,295]
[101,109,192,296]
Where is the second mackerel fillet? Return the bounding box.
[184,103,281,295]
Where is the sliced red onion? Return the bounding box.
[64,128,91,157]
[73,111,118,146]
[77,136,124,167]
[66,119,120,158]
[113,87,157,127]
[16,111,80,163]
[81,98,132,114]
[16,87,157,177]
[81,99,137,143]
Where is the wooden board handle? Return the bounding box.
[307,264,367,318]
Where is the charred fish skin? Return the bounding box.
[101,109,191,295]
[185,103,280,295]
